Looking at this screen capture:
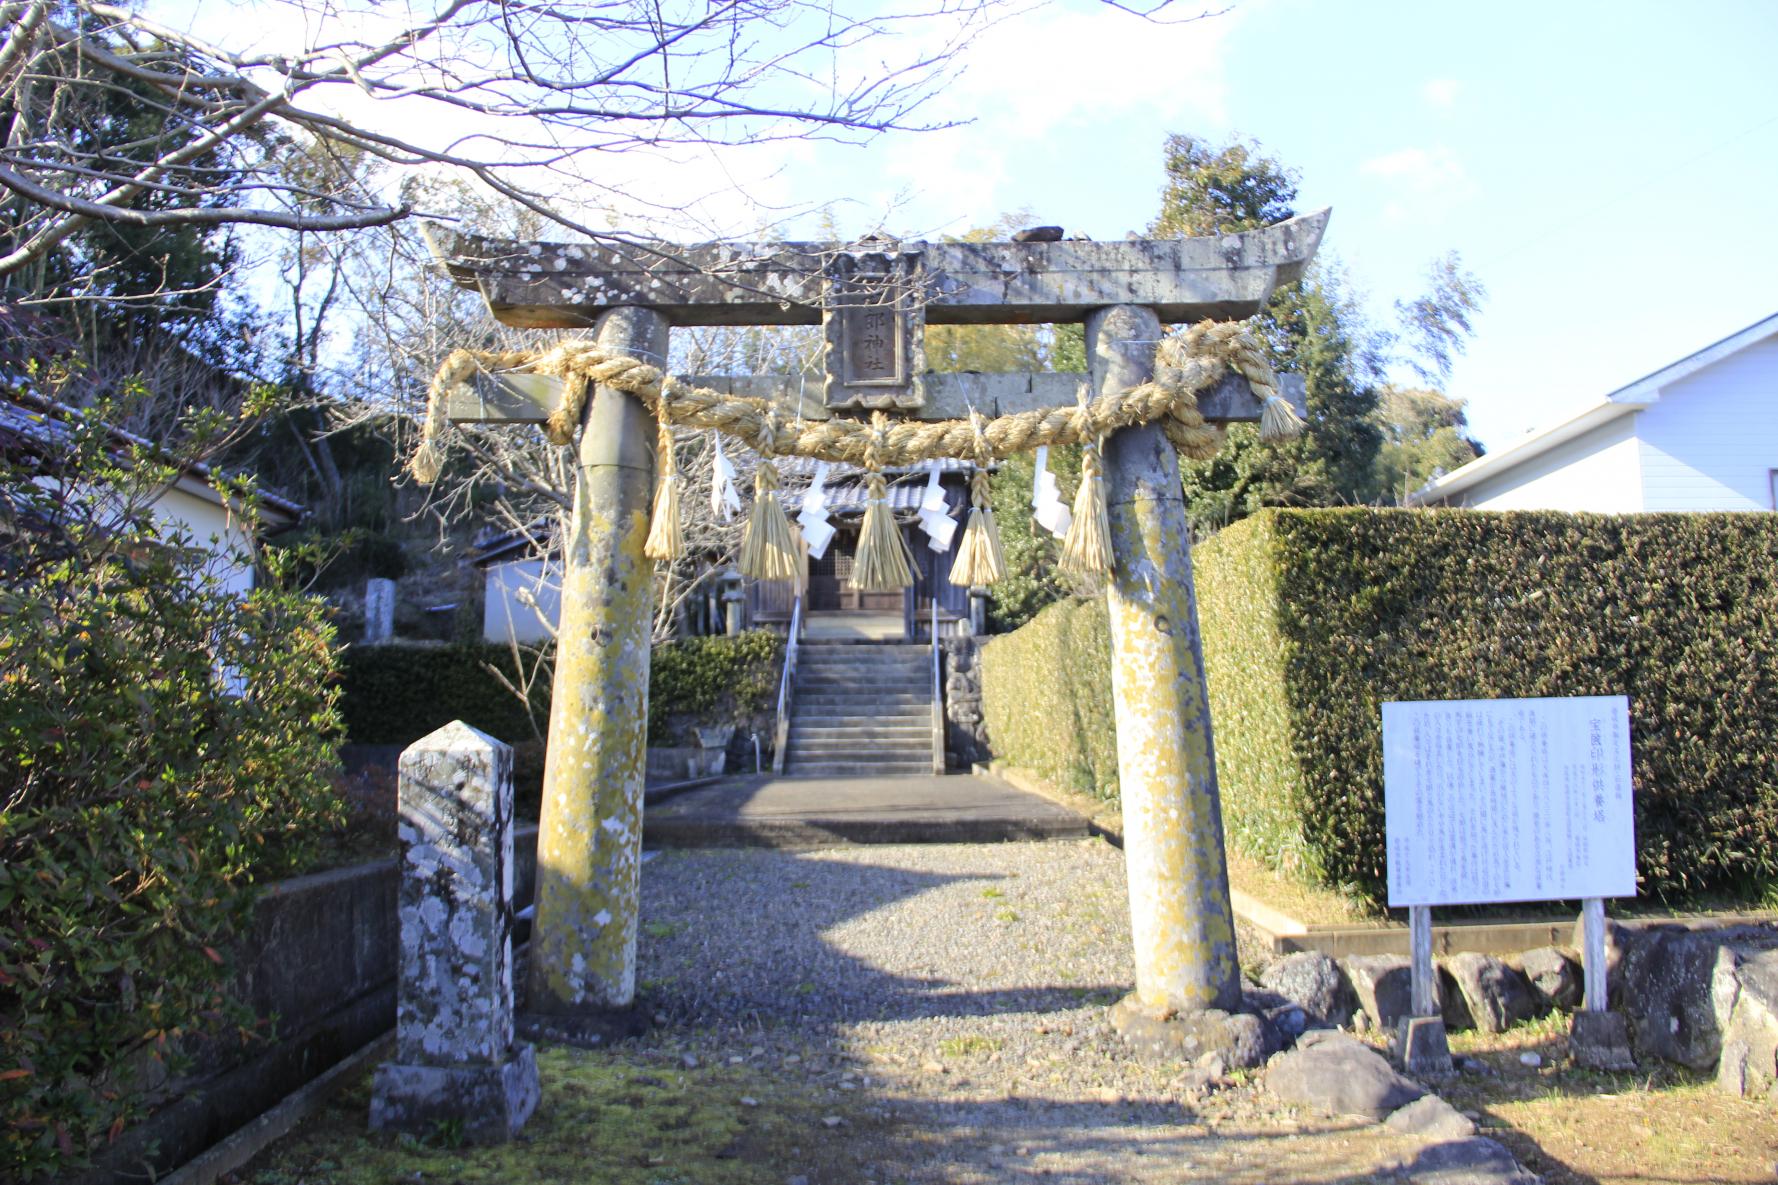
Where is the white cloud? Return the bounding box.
[1423,78,1461,108]
[1359,145,1474,222]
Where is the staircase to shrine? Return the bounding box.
[782,641,937,777]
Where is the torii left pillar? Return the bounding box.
[528,306,663,1015]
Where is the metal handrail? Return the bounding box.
[930,595,944,774]
[772,594,802,773]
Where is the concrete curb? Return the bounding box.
[160,1032,394,1185]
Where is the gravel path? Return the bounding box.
[631,839,1440,1183]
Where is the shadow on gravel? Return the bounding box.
[636,846,1123,1025]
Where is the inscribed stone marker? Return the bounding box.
[370,720,538,1143]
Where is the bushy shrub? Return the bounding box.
[979,597,1118,801]
[338,631,784,749]
[0,402,343,1179]
[1196,509,1778,906]
[647,630,784,746]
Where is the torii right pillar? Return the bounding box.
[1090,304,1243,1024]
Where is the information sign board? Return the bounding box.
[1383,696,1635,908]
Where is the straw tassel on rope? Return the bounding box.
[852,412,914,592]
[643,417,683,562]
[1059,432,1112,586]
[738,463,801,581]
[737,415,802,583]
[949,413,1006,587]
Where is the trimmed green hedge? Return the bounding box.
[339,643,548,746]
[978,509,1778,908]
[339,633,784,749]
[979,597,1119,801]
[1196,509,1778,906]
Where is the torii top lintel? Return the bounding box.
[422,210,1329,330]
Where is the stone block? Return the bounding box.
[372,721,537,1141]
[1343,954,1416,1035]
[1444,952,1536,1035]
[1264,1031,1424,1120]
[1396,1014,1454,1076]
[365,577,396,642]
[1617,927,1736,1070]
[1569,1010,1636,1071]
[1261,951,1357,1029]
[1401,1136,1539,1185]
[1385,1094,1475,1139]
[1109,996,1277,1070]
[1717,949,1778,1099]
[370,1043,540,1144]
[1516,946,1582,1012]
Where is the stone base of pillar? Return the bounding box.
[1108,994,1278,1070]
[516,1003,653,1050]
[1569,1010,1636,1070]
[1395,1015,1454,1076]
[370,1042,540,1144]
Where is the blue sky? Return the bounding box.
[761,0,1778,451]
[191,0,1776,452]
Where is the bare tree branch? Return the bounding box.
[0,0,1213,293]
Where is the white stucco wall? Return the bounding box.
[1456,413,1645,512]
[483,558,561,644]
[146,480,259,598]
[1635,334,1778,511]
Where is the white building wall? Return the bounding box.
[1457,414,1645,511]
[483,558,562,645]
[148,483,259,599]
[1634,334,1778,511]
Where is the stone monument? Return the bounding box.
[370,720,539,1142]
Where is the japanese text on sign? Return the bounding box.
[1382,696,1634,907]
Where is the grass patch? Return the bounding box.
[935,1036,1002,1059]
[1427,1016,1778,1185]
[1224,846,1382,928]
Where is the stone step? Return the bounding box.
[792,686,931,704]
[792,718,931,740]
[787,734,932,752]
[783,761,935,777]
[798,662,929,676]
[798,676,928,689]
[788,730,930,745]
[789,715,930,730]
[797,671,930,684]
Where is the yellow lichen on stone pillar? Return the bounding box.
[1089,304,1242,1016]
[529,306,664,1015]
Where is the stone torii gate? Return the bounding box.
[421,211,1328,1041]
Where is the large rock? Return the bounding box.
[1264,1031,1424,1121]
[1109,998,1279,1070]
[1400,1136,1540,1185]
[1616,926,1738,1070]
[1516,946,1581,1012]
[1444,953,1536,1035]
[1262,952,1357,1029]
[1718,949,1778,1099]
[1343,954,1418,1035]
[1385,1094,1476,1139]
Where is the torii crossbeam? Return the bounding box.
[424,211,1328,1042]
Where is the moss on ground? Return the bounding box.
[238,1045,893,1185]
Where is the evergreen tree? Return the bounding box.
[1151,135,1385,528]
